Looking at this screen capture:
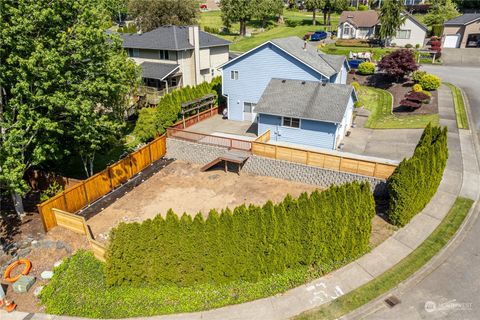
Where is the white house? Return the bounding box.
[337,10,427,47]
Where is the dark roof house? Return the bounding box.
[443,14,480,48]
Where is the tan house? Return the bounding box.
[443,14,480,48]
[121,26,230,92]
[337,10,427,47]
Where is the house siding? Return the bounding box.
[336,95,354,146]
[222,43,329,121]
[258,114,337,150]
[443,20,480,48]
[391,17,426,47]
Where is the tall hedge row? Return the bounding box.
[105,182,375,287]
[388,124,448,226]
[133,77,222,142]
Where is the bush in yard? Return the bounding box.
[357,62,375,75]
[411,70,427,83]
[419,74,441,91]
[388,124,448,226]
[40,181,63,202]
[378,49,418,81]
[358,4,369,10]
[405,43,413,48]
[106,182,375,287]
[412,84,423,92]
[352,81,360,92]
[132,108,159,142]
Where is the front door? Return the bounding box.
[243,102,256,122]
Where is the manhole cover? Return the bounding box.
[384,295,401,308]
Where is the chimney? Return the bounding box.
[188,26,201,85]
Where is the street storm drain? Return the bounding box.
[384,295,401,308]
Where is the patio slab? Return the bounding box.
[187,115,258,138]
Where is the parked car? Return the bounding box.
[311,31,327,41]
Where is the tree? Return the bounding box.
[305,0,325,25]
[220,0,255,36]
[378,0,406,45]
[378,49,418,81]
[254,0,284,28]
[424,0,460,27]
[128,0,197,32]
[104,0,128,22]
[0,0,138,215]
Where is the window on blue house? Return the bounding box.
[230,70,239,80]
[282,117,300,128]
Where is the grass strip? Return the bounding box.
[358,86,439,129]
[296,196,474,320]
[445,83,469,130]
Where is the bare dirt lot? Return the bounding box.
[88,160,321,240]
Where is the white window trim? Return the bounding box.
[230,70,239,80]
[396,29,411,39]
[281,116,301,129]
[243,102,256,113]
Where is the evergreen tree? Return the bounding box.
[378,0,406,45]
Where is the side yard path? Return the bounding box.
[2,85,477,320]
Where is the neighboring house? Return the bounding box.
[220,37,349,123]
[443,14,480,48]
[255,79,356,150]
[337,11,427,47]
[120,26,230,91]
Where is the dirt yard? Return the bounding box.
[87,160,321,241]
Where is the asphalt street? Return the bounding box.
[363,65,480,319]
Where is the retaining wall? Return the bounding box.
[166,138,387,196]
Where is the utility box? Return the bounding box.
[13,275,36,293]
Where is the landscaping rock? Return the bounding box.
[41,271,54,280]
[13,275,36,293]
[33,286,44,297]
[53,260,63,268]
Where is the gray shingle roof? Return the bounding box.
[444,13,480,25]
[120,26,231,50]
[255,79,354,123]
[339,10,379,28]
[140,62,179,80]
[270,37,345,77]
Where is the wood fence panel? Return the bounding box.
[84,170,111,204]
[340,158,360,174]
[150,136,166,161]
[276,147,294,162]
[307,152,326,167]
[357,162,376,177]
[130,146,150,175]
[109,158,130,188]
[53,209,87,235]
[291,149,308,165]
[374,164,396,179]
[63,184,88,212]
[88,239,107,262]
[323,155,341,171]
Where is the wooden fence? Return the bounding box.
[255,130,271,143]
[251,132,396,180]
[38,135,166,232]
[170,106,220,130]
[52,208,106,261]
[167,128,252,151]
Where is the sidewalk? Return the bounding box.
[2,86,474,320]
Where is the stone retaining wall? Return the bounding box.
[166,138,387,196]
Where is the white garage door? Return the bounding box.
[444,35,460,48]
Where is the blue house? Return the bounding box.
[220,36,349,123]
[255,79,356,150]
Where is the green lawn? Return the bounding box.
[296,196,474,320]
[358,86,439,129]
[445,83,469,129]
[199,10,339,53]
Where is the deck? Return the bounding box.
[201,149,251,174]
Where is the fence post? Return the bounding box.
[62,192,68,212]
[82,182,90,205]
[107,166,114,190]
[373,163,378,178]
[148,142,153,164]
[37,204,49,232]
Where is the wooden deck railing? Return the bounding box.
[166,128,252,151]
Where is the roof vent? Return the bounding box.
[282,79,286,83]
[301,81,306,85]
[322,82,326,86]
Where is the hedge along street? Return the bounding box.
[2,88,473,320]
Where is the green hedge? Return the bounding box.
[106,182,376,287]
[133,77,222,142]
[388,124,448,226]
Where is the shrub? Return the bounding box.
[388,124,448,226]
[358,4,369,10]
[132,108,159,143]
[411,70,427,83]
[419,74,441,91]
[347,6,356,11]
[405,43,413,48]
[415,43,421,49]
[422,90,432,97]
[203,26,219,34]
[335,39,370,47]
[351,81,360,92]
[40,181,63,202]
[106,182,376,287]
[412,84,422,92]
[378,49,418,80]
[357,62,375,75]
[354,101,363,108]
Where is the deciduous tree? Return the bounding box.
[424,0,460,27]
[305,0,325,25]
[220,0,256,36]
[378,49,418,81]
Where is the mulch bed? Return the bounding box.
[348,72,438,115]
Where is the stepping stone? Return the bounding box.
[41,271,54,280]
[13,275,36,293]
[33,286,44,297]
[53,260,63,268]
